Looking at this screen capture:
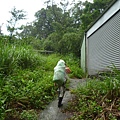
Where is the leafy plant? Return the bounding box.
[0,44,18,76]
[16,46,41,70]
[64,68,120,120]
[0,36,85,119]
[20,110,38,120]
[7,7,26,39]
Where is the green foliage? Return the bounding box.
[16,46,41,70]
[60,32,82,56]
[0,39,42,76]
[0,42,18,76]
[43,54,61,71]
[44,31,84,57]
[81,0,113,30]
[0,1,115,119]
[33,5,63,39]
[0,37,83,119]
[0,96,6,120]
[17,0,112,58]
[44,32,62,51]
[20,110,38,120]
[70,66,85,78]
[7,6,27,39]
[61,54,85,78]
[64,68,120,120]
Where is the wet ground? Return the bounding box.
[39,78,86,120]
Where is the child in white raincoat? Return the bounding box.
[53,59,70,107]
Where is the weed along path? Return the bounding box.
[39,78,86,120]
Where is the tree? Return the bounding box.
[69,1,83,29]
[33,5,64,39]
[18,23,35,38]
[17,0,113,58]
[32,0,73,39]
[7,7,27,40]
[43,32,62,51]
[80,0,113,30]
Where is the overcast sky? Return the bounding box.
[0,0,93,34]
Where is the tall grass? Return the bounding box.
[65,68,120,120]
[0,38,44,76]
[0,37,49,119]
[0,36,84,120]
[16,46,42,70]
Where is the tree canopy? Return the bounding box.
[6,0,113,57]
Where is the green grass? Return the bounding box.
[0,37,84,120]
[1,35,119,120]
[64,69,120,120]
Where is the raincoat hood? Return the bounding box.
[56,59,65,67]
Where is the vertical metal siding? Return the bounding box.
[87,11,120,75]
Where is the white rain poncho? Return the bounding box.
[53,59,66,85]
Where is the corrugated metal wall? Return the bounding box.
[87,11,120,75]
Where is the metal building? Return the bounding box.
[81,0,120,75]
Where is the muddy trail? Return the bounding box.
[39,78,86,120]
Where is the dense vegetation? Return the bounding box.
[0,36,84,120]
[0,0,119,120]
[1,0,113,57]
[64,70,120,120]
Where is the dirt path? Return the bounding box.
[39,78,86,120]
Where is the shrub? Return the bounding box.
[0,44,18,76]
[16,46,41,70]
[64,68,120,120]
[20,110,38,120]
[0,37,83,119]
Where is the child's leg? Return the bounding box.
[59,85,64,97]
[58,85,64,107]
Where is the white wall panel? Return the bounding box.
[87,11,120,75]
